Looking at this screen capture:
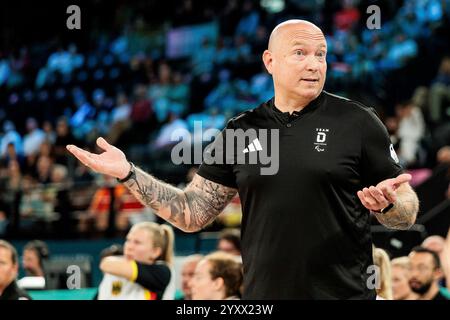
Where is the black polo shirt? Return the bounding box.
[197,91,403,299]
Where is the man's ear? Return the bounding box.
[212,276,224,292]
[262,50,273,75]
[433,267,444,281]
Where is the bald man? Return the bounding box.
[67,20,419,299]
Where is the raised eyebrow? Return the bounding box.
[291,42,327,50]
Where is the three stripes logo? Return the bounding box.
[243,138,263,153]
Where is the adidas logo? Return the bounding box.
[243,138,263,153]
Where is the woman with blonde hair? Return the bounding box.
[373,246,393,300]
[98,221,174,300]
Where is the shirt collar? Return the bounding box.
[268,91,324,122]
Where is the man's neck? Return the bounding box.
[419,283,440,300]
[273,94,318,114]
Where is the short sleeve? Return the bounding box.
[360,108,404,186]
[131,261,171,292]
[197,119,237,188]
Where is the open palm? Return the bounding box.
[66,137,131,179]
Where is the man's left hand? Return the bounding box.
[357,173,412,212]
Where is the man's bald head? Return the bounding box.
[268,20,325,51]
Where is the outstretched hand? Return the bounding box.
[66,137,131,179]
[357,173,412,212]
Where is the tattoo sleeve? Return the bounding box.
[373,183,419,230]
[123,167,237,232]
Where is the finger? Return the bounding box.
[392,173,412,189]
[380,185,396,203]
[96,137,112,152]
[358,191,374,210]
[362,188,377,207]
[66,145,97,168]
[368,186,389,206]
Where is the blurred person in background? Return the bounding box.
[217,228,241,258]
[372,246,393,300]
[22,240,50,277]
[395,100,425,167]
[0,240,31,300]
[428,56,450,125]
[178,254,203,300]
[409,246,449,300]
[391,256,418,300]
[422,235,450,292]
[190,251,242,300]
[98,221,174,300]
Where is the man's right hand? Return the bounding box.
[66,137,131,179]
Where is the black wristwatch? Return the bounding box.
[374,203,394,215]
[117,161,135,183]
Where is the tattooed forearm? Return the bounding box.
[123,166,237,232]
[185,178,237,228]
[374,185,419,230]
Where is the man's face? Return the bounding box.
[0,248,17,289]
[264,23,327,102]
[391,266,413,300]
[409,252,439,295]
[181,260,198,299]
[217,239,240,256]
[22,249,41,276]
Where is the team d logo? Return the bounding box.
[314,128,329,152]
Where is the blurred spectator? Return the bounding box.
[0,160,23,233]
[333,0,360,31]
[217,228,241,258]
[0,240,31,300]
[42,121,56,145]
[429,56,450,124]
[422,235,450,290]
[409,246,449,300]
[19,175,55,225]
[22,240,50,277]
[178,254,203,300]
[191,38,215,76]
[391,257,418,300]
[23,118,45,157]
[383,34,418,70]
[1,142,25,170]
[235,1,260,37]
[130,84,155,144]
[82,174,144,233]
[395,100,425,166]
[98,222,174,300]
[47,44,83,75]
[372,246,393,300]
[35,155,54,185]
[70,95,96,140]
[153,112,189,150]
[49,164,73,237]
[54,117,78,165]
[111,93,131,126]
[191,251,242,300]
[0,121,23,158]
